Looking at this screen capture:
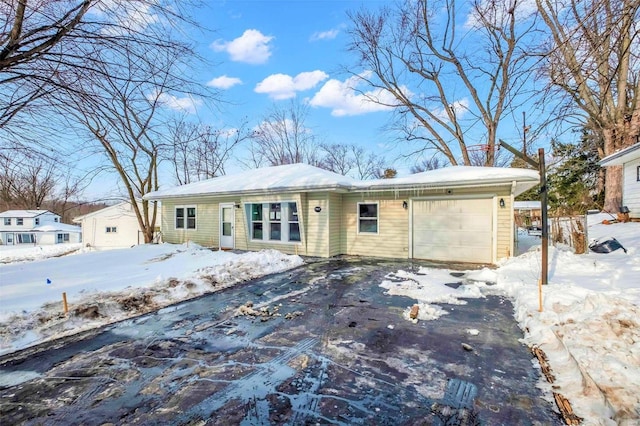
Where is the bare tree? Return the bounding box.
[248,101,321,167]
[0,150,84,217]
[347,0,537,166]
[0,1,201,137]
[410,156,445,173]
[317,143,386,179]
[168,119,250,185]
[535,0,640,212]
[53,44,197,243]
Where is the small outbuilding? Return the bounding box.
[144,164,539,264]
[73,201,160,249]
[599,142,640,219]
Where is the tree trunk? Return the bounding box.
[603,165,623,213]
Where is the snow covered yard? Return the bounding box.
[1,216,638,424]
[382,214,639,425]
[0,243,303,356]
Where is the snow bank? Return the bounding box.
[379,218,640,425]
[0,244,304,356]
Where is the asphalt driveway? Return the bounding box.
[0,257,561,425]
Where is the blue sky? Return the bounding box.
[82,0,556,199]
[186,0,409,172]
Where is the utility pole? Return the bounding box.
[499,139,548,285]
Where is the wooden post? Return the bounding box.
[62,292,69,315]
[538,279,543,312]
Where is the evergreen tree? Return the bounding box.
[546,132,603,214]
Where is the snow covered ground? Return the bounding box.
[0,243,303,356]
[382,213,639,425]
[1,214,638,425]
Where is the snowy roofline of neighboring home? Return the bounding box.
[33,223,81,233]
[514,201,542,209]
[72,200,142,222]
[0,209,55,218]
[144,163,540,200]
[599,141,640,166]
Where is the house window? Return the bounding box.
[54,217,59,222]
[288,202,300,242]
[248,202,300,243]
[251,204,263,239]
[106,226,117,233]
[35,218,40,225]
[16,218,23,226]
[17,233,35,244]
[57,233,70,243]
[3,218,10,226]
[269,203,281,240]
[175,206,196,229]
[358,203,378,234]
[637,165,640,181]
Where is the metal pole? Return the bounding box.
[539,148,548,285]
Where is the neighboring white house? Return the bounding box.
[0,210,82,245]
[600,141,640,219]
[73,201,161,249]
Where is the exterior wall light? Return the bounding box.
[402,201,408,209]
[499,198,506,208]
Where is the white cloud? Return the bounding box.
[207,75,243,89]
[433,98,470,121]
[310,28,339,41]
[309,74,405,116]
[211,29,274,65]
[255,70,329,100]
[464,0,537,29]
[152,91,202,114]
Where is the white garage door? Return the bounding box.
[412,198,493,263]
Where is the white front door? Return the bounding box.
[220,204,235,249]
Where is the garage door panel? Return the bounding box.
[412,198,493,263]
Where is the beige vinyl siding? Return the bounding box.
[161,196,237,247]
[496,195,513,259]
[623,158,640,218]
[328,192,342,256]
[342,193,409,259]
[238,193,306,256]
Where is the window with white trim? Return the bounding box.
[247,202,300,243]
[17,233,35,243]
[106,226,117,233]
[16,218,23,225]
[358,203,378,234]
[3,218,10,225]
[175,206,196,229]
[637,165,640,182]
[57,233,70,243]
[35,218,40,225]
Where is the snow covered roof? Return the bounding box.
[144,163,540,200]
[514,201,542,210]
[0,210,55,218]
[599,142,640,166]
[356,166,539,195]
[33,223,82,233]
[73,201,139,222]
[145,164,359,199]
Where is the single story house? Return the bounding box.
[599,141,640,219]
[144,163,539,264]
[0,209,82,245]
[73,201,161,249]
